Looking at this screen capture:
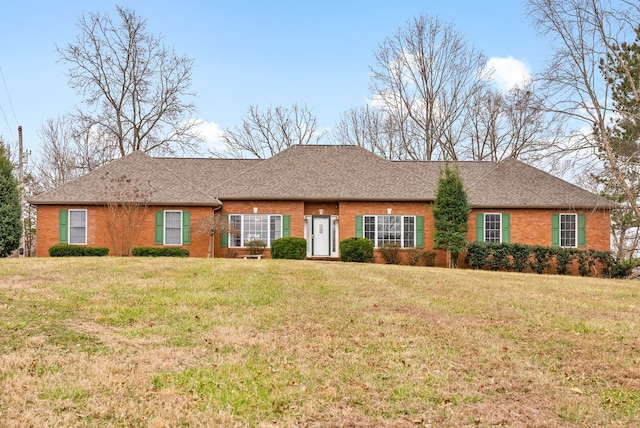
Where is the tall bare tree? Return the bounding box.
[35,117,117,191]
[215,104,325,158]
[527,0,640,220]
[57,5,203,158]
[331,105,407,160]
[464,82,562,162]
[369,14,488,160]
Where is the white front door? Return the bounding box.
[312,216,331,256]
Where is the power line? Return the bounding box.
[0,65,19,144]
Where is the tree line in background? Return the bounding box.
[6,1,640,260]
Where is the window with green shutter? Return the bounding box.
[155,210,190,245]
[553,213,585,248]
[225,214,284,247]
[476,213,509,243]
[360,215,420,248]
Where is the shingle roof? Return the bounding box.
[29,145,616,210]
[28,151,221,206]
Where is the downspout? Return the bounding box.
[209,202,223,259]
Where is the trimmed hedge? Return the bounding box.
[132,247,189,257]
[271,237,307,260]
[466,242,616,277]
[49,245,109,257]
[340,238,374,263]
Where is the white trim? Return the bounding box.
[68,209,87,245]
[363,214,416,248]
[560,213,578,248]
[228,214,283,248]
[484,213,502,243]
[164,210,183,246]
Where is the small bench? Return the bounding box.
[241,254,263,259]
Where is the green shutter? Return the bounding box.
[476,213,484,242]
[182,211,191,245]
[283,215,291,237]
[220,214,229,247]
[416,216,424,248]
[502,213,510,243]
[155,211,164,245]
[551,213,559,247]
[355,216,363,238]
[578,213,586,248]
[59,210,68,244]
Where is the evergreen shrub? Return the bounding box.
[271,237,307,260]
[132,247,189,257]
[340,238,374,263]
[49,245,109,257]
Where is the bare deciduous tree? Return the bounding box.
[369,14,488,160]
[102,174,154,256]
[35,117,117,191]
[331,105,407,160]
[57,5,203,158]
[196,213,235,258]
[215,104,325,159]
[465,82,563,162]
[527,0,640,221]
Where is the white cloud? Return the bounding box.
[193,119,226,153]
[484,56,532,92]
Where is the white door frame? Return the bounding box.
[312,216,331,256]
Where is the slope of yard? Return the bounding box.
[0,257,638,427]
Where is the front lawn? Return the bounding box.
[0,258,638,426]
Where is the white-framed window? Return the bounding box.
[484,213,501,243]
[68,209,87,245]
[560,213,577,248]
[364,215,415,248]
[164,210,183,245]
[229,214,282,247]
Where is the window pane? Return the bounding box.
[270,215,282,245]
[560,214,576,247]
[484,213,501,243]
[364,216,375,241]
[229,215,242,247]
[165,211,182,245]
[244,215,268,244]
[403,216,415,247]
[69,210,86,244]
[377,215,402,247]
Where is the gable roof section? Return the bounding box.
[462,157,613,209]
[28,150,221,206]
[206,145,430,200]
[28,145,616,210]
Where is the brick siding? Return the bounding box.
[35,202,611,269]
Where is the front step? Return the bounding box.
[306,257,340,262]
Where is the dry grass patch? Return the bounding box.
[0,257,638,427]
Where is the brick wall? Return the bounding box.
[35,202,612,268]
[35,205,215,257]
[213,201,305,258]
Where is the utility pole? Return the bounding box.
[18,126,30,257]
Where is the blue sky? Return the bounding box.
[0,0,543,158]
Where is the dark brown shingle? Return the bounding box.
[29,145,615,210]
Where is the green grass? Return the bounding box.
[0,257,638,427]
